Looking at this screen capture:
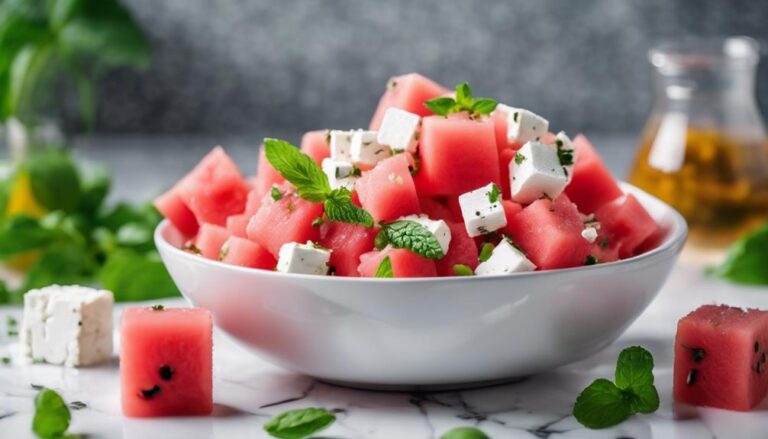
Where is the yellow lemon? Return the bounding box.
[5,170,46,270]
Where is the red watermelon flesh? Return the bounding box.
[356,154,421,222]
[674,305,768,411]
[369,73,449,130]
[499,148,516,199]
[595,194,658,258]
[419,197,457,223]
[300,130,330,165]
[121,307,213,417]
[221,236,276,269]
[498,200,523,237]
[414,115,500,196]
[319,222,377,277]
[506,195,591,269]
[225,213,251,238]
[195,223,231,260]
[246,194,323,257]
[154,188,199,237]
[589,230,621,263]
[254,146,286,200]
[176,147,251,226]
[358,247,437,278]
[564,134,623,214]
[435,222,479,276]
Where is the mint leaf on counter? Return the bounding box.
[375,256,393,278]
[708,223,768,285]
[440,426,489,439]
[263,407,336,439]
[379,220,445,259]
[33,388,72,439]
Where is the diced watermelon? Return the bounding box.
[245,188,263,213]
[414,115,500,196]
[355,154,421,222]
[498,200,523,236]
[419,197,457,223]
[225,188,263,238]
[121,307,213,417]
[246,194,324,257]
[154,188,199,237]
[300,130,330,165]
[589,231,621,263]
[499,148,516,199]
[176,147,251,226]
[446,196,463,223]
[435,222,479,276]
[595,194,658,258]
[369,73,449,130]
[220,236,276,269]
[254,146,286,200]
[319,222,377,277]
[358,247,437,278]
[505,195,591,269]
[564,134,623,214]
[674,305,768,411]
[195,223,231,260]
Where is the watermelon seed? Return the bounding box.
[159,365,174,381]
[686,369,698,385]
[139,385,161,399]
[682,345,705,363]
[755,342,760,353]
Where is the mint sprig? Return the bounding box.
[486,183,500,204]
[375,256,393,278]
[264,139,373,227]
[378,220,445,259]
[573,346,659,429]
[263,407,336,439]
[424,82,498,118]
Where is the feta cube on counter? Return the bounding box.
[506,107,549,144]
[21,285,114,367]
[277,241,331,275]
[322,158,359,190]
[510,141,568,204]
[377,108,420,153]
[351,130,391,168]
[555,131,577,182]
[329,130,353,161]
[398,214,452,255]
[458,183,507,237]
[475,239,536,275]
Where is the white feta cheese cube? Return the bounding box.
[329,130,353,161]
[506,107,549,144]
[321,158,358,190]
[458,183,507,237]
[277,241,331,275]
[350,130,391,168]
[398,214,452,255]
[581,227,598,243]
[21,285,114,367]
[510,141,568,204]
[554,131,577,182]
[376,108,420,153]
[475,239,536,275]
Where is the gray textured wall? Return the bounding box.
[76,0,768,136]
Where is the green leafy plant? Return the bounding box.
[263,407,336,439]
[424,82,498,118]
[707,224,768,285]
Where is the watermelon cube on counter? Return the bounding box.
[358,247,437,278]
[564,134,623,214]
[254,147,287,200]
[369,73,449,130]
[121,307,213,417]
[319,222,378,277]
[355,154,421,222]
[300,130,331,165]
[674,305,768,411]
[220,236,276,269]
[434,222,479,276]
[595,194,658,258]
[246,194,324,257]
[154,187,199,237]
[195,223,231,260]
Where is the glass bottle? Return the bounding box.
[629,37,768,248]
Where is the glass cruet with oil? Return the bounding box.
[630,37,768,248]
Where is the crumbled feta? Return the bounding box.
[376,108,420,153]
[506,107,549,144]
[458,183,507,237]
[329,130,353,161]
[555,131,577,182]
[21,285,114,367]
[581,227,598,243]
[510,141,568,204]
[398,214,452,255]
[276,241,331,275]
[321,158,358,190]
[350,130,391,168]
[475,239,536,275]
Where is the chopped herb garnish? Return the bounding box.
[350,167,362,177]
[218,241,230,260]
[599,238,610,249]
[271,186,283,201]
[264,407,336,439]
[69,401,87,410]
[150,304,165,311]
[453,264,474,276]
[375,256,394,278]
[585,255,599,265]
[182,242,202,255]
[514,153,526,165]
[7,330,18,337]
[557,144,574,167]
[1,356,9,365]
[311,217,324,228]
[486,184,501,204]
[374,230,389,250]
[478,242,495,262]
[424,82,498,118]
[7,316,17,327]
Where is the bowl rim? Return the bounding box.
[154,182,688,284]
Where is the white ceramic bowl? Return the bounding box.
[155,183,687,389]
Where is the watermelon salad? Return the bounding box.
[155,73,660,278]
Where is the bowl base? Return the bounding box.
[317,375,528,392]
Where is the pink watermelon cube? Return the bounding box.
[176,147,251,226]
[300,130,330,165]
[355,154,421,222]
[225,213,251,238]
[253,146,286,200]
[195,223,231,260]
[369,73,449,130]
[498,200,523,237]
[358,247,437,278]
[419,197,457,223]
[154,187,199,237]
[498,148,516,199]
[413,115,500,196]
[246,194,324,257]
[434,222,479,276]
[220,236,276,269]
[505,195,591,269]
[564,134,623,214]
[319,222,377,277]
[595,194,658,258]
[674,305,768,411]
[121,307,213,417]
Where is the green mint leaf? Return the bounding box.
[708,224,768,285]
[6,41,56,119]
[33,388,71,439]
[514,152,526,165]
[440,426,489,439]
[263,407,336,439]
[486,183,501,203]
[471,98,498,115]
[455,82,473,108]
[584,255,599,265]
[264,138,330,203]
[323,188,373,227]
[478,242,495,262]
[453,264,474,276]
[424,96,457,116]
[628,384,660,414]
[375,256,393,278]
[26,150,82,213]
[380,220,445,259]
[615,346,655,390]
[374,229,388,250]
[99,249,180,301]
[557,144,574,167]
[572,378,632,429]
[271,186,283,201]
